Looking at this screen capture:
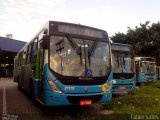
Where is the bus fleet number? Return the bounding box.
[64,86,75,91]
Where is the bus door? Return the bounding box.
[135,61,139,80]
[37,39,45,101]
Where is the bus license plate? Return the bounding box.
[80,100,92,105]
[119,86,126,90]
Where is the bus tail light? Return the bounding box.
[48,80,62,94]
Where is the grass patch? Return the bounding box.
[102,80,160,119]
[46,81,160,120]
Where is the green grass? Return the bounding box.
[101,81,160,120]
[58,81,160,120]
[104,81,160,114]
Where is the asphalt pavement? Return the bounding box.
[0,78,103,120]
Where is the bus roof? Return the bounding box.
[19,21,109,53]
[48,21,107,32]
[111,42,132,53]
[134,57,155,62]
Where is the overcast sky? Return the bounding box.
[0,0,160,42]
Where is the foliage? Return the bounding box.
[110,21,160,65]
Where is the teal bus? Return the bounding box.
[111,43,135,94]
[13,21,113,106]
[134,57,157,84]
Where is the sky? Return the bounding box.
[0,0,160,42]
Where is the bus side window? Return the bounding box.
[18,53,22,66]
[39,39,44,70]
[22,48,27,65]
[30,39,38,65]
[26,44,32,63]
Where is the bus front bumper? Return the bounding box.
[43,89,112,106]
[112,84,135,95]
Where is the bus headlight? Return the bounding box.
[48,80,62,94]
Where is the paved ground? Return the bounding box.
[0,78,103,120]
[0,88,3,115]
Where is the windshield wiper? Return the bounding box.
[66,35,82,65]
[88,40,98,66]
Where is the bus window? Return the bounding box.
[113,53,133,73]
[50,36,110,77]
[22,48,27,65]
[141,62,156,74]
[30,39,38,64]
[27,44,32,63]
[18,53,22,65]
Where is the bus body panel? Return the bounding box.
[42,64,113,106]
[134,57,157,84]
[43,90,112,106]
[111,43,135,94]
[137,72,157,83]
[112,77,135,94]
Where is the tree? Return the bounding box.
[110,21,160,65]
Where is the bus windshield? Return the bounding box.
[141,62,156,74]
[112,53,133,73]
[50,36,110,77]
